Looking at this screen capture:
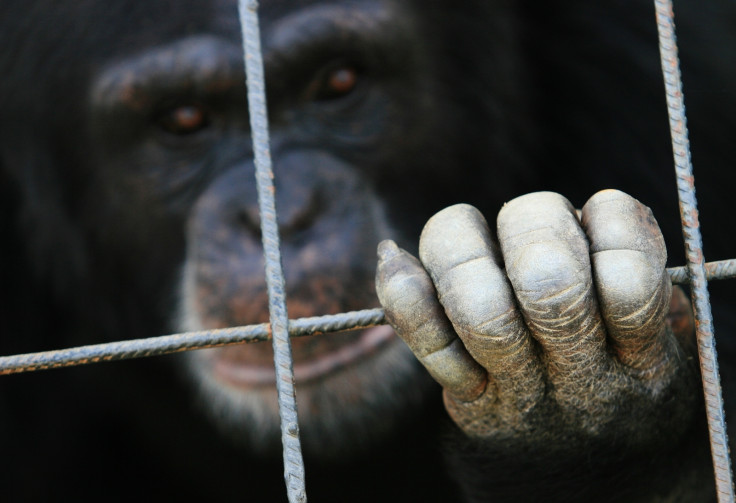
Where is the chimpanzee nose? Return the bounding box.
[234,152,327,240]
[236,184,324,240]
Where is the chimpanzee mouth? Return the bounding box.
[210,325,398,387]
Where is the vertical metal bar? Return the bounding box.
[237,1,307,501]
[653,1,735,500]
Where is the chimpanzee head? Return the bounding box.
[0,0,524,457]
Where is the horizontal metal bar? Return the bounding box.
[667,258,736,284]
[0,309,386,375]
[0,258,733,376]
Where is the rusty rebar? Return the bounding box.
[668,259,736,285]
[654,0,735,500]
[238,1,306,501]
[0,261,733,375]
[0,309,386,375]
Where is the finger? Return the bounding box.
[581,189,674,373]
[418,204,544,407]
[376,239,487,402]
[496,192,607,381]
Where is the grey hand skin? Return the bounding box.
[376,190,696,448]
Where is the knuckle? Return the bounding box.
[436,258,516,334]
[508,244,590,308]
[419,206,496,279]
[583,191,667,263]
[593,250,671,321]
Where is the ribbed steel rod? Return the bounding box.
[667,259,736,285]
[654,1,735,500]
[0,260,733,376]
[0,309,387,375]
[238,1,306,501]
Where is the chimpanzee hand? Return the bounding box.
[376,190,703,499]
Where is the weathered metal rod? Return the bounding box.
[654,0,735,499]
[238,1,307,501]
[0,259,733,375]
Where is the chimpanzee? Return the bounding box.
[0,0,735,501]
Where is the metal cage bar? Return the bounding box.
[654,1,735,499]
[0,1,734,501]
[238,1,307,501]
[0,263,733,375]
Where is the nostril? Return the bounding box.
[236,191,325,239]
[237,207,263,239]
[280,190,325,238]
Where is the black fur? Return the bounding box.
[0,0,734,501]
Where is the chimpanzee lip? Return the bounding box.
[212,325,397,387]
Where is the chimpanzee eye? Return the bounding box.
[308,64,360,102]
[157,103,211,135]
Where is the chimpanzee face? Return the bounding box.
[84,0,448,456]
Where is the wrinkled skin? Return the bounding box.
[378,190,698,474]
[375,191,717,501]
[1,0,735,502]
